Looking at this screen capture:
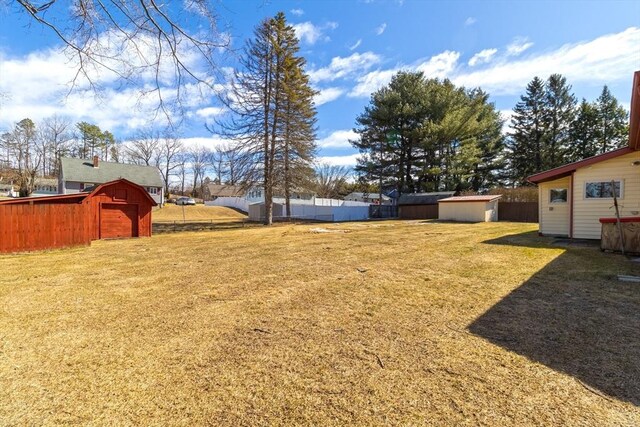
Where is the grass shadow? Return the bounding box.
[470,233,640,406]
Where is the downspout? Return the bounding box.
[569,172,574,238]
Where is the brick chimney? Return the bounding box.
[93,155,99,168]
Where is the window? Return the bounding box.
[585,180,622,199]
[148,187,158,195]
[549,188,567,203]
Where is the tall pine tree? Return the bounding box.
[507,76,547,185]
[567,99,600,161]
[596,85,629,153]
[543,74,576,168]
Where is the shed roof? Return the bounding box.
[398,192,455,205]
[61,157,163,187]
[439,195,502,203]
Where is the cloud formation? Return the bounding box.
[465,17,477,26]
[349,39,362,50]
[468,48,498,66]
[375,23,387,35]
[290,8,304,16]
[308,51,382,83]
[317,130,358,148]
[506,36,534,56]
[314,87,346,106]
[293,21,338,45]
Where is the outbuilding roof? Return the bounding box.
[60,157,164,187]
[439,195,502,203]
[207,183,245,197]
[397,192,455,205]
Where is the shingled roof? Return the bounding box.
[60,157,163,188]
[397,192,455,205]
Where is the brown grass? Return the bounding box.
[1,221,639,425]
[152,204,246,222]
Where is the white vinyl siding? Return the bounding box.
[572,151,640,239]
[438,200,498,222]
[538,177,571,237]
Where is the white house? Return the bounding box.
[528,70,640,239]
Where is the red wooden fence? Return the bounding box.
[0,203,92,253]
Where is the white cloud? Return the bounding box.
[314,87,345,106]
[506,36,534,56]
[180,136,233,151]
[350,50,459,97]
[348,27,640,98]
[293,22,322,45]
[468,48,498,66]
[465,17,477,26]
[317,130,358,148]
[290,8,304,16]
[293,21,337,45]
[195,107,225,119]
[375,23,387,35]
[308,52,382,83]
[349,39,362,51]
[317,154,360,166]
[453,27,640,95]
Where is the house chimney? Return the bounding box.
[93,155,99,168]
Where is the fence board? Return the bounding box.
[498,202,539,223]
[0,203,91,254]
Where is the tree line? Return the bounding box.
[351,72,629,193]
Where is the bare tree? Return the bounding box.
[154,132,184,195]
[10,0,229,121]
[188,145,211,197]
[314,163,352,199]
[126,128,160,165]
[38,115,73,176]
[0,118,42,196]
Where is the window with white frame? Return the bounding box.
[550,188,567,203]
[585,180,622,199]
[148,187,158,195]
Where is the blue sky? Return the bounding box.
[1,0,639,166]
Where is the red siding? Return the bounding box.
[0,179,155,253]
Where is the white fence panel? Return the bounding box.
[332,206,370,222]
[205,197,250,213]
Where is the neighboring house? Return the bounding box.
[31,178,58,197]
[438,195,502,222]
[397,192,455,219]
[528,70,640,239]
[344,192,391,205]
[0,183,17,197]
[59,156,165,205]
[205,183,245,200]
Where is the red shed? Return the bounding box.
[0,179,156,254]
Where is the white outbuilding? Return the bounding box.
[438,195,502,222]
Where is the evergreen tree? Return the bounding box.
[507,76,547,185]
[279,22,317,217]
[543,74,576,168]
[216,12,316,225]
[568,99,600,161]
[353,72,504,193]
[596,85,629,153]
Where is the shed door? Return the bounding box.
[100,204,138,239]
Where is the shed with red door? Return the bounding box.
[0,179,156,254]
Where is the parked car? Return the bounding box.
[176,197,196,206]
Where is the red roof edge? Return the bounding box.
[527,147,635,184]
[89,178,158,206]
[0,193,88,205]
[629,71,640,150]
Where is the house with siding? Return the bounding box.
[528,70,640,239]
[59,156,164,205]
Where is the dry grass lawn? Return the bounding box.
[152,204,246,222]
[1,221,639,425]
